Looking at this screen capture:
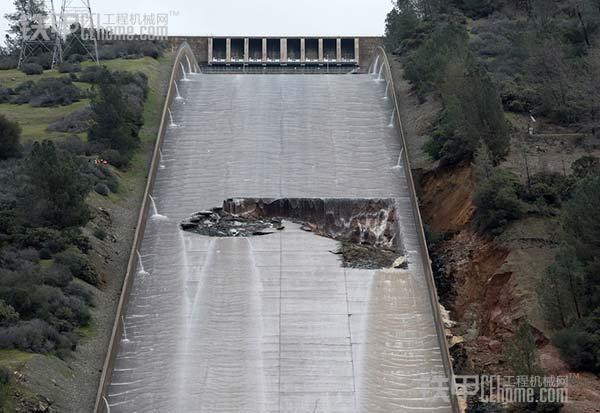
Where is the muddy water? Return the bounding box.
[106,73,451,412]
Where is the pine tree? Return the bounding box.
[473,142,494,183]
[0,115,22,159]
[88,68,139,161]
[505,321,540,376]
[23,140,90,228]
[4,0,47,53]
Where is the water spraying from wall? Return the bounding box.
[167,108,177,128]
[148,195,167,220]
[121,316,130,343]
[377,63,384,82]
[136,250,149,277]
[103,396,111,413]
[392,148,404,170]
[179,62,189,81]
[185,55,193,74]
[174,81,183,100]
[371,55,380,75]
[158,149,165,170]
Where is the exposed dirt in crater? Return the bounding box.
[420,162,476,234]
[419,162,526,377]
[417,151,600,411]
[432,230,519,339]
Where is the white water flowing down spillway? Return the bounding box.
[106,73,452,412]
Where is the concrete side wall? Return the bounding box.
[168,36,209,63]
[358,37,384,69]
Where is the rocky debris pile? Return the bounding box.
[333,241,408,270]
[13,392,53,412]
[180,208,284,237]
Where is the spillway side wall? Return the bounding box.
[93,42,201,413]
[373,47,460,412]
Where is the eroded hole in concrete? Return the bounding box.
[180,198,408,269]
[180,208,284,237]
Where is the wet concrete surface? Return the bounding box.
[107,73,452,412]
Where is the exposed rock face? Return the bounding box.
[181,198,406,269]
[222,197,402,250]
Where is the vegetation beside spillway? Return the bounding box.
[0,53,172,411]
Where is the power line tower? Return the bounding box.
[17,0,99,68]
[50,0,99,67]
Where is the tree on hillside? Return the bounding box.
[88,68,139,163]
[0,115,22,160]
[529,40,583,125]
[4,0,47,53]
[473,143,494,182]
[21,140,90,228]
[505,321,562,412]
[425,56,510,164]
[473,169,523,233]
[540,266,570,329]
[404,19,469,98]
[571,155,600,178]
[384,5,420,52]
[561,176,600,310]
[583,49,600,138]
[505,321,541,376]
[537,173,600,374]
[540,250,586,328]
[553,309,600,373]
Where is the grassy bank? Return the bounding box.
[0,53,172,410]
